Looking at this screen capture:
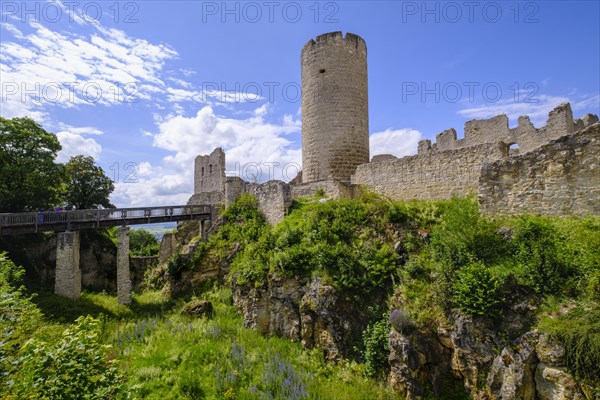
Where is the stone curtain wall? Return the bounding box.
[479,123,600,216]
[291,179,355,199]
[301,32,370,183]
[352,143,505,201]
[243,181,293,225]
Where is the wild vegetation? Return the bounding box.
[1,193,598,398]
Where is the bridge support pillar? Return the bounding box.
[199,220,206,239]
[117,226,132,304]
[55,231,81,299]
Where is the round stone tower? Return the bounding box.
[301,31,369,183]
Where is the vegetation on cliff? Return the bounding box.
[2,193,598,398]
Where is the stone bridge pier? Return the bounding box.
[54,227,132,304]
[116,226,132,304]
[54,231,81,299]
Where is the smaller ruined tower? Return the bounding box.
[301,32,369,183]
[194,148,226,194]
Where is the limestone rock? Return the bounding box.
[535,363,585,400]
[535,334,566,366]
[181,299,214,318]
[232,273,305,340]
[300,278,344,362]
[449,312,499,397]
[486,332,537,400]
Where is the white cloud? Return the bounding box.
[0,16,177,118]
[458,94,600,127]
[370,128,421,158]
[112,105,302,207]
[56,131,102,162]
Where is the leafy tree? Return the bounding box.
[130,229,160,257]
[63,155,115,209]
[0,117,64,212]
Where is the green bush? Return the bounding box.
[16,316,123,399]
[362,317,391,378]
[452,262,506,317]
[129,228,160,257]
[0,253,42,389]
[166,252,191,279]
[430,196,506,269]
[541,303,600,385]
[511,217,569,294]
[231,195,400,300]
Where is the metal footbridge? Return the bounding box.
[0,205,212,235]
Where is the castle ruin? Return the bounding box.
[189,32,600,223]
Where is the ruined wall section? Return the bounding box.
[353,143,505,201]
[194,148,226,193]
[417,103,598,156]
[479,123,600,216]
[302,32,369,183]
[291,179,356,199]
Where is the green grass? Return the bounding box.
[2,274,399,399]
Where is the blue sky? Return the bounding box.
[1,0,599,207]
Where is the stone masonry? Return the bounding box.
[117,226,132,304]
[55,231,81,299]
[479,123,600,216]
[352,103,599,213]
[188,33,600,222]
[194,148,226,193]
[301,32,370,183]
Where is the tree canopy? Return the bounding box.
[0,117,64,212]
[0,117,115,213]
[64,155,115,210]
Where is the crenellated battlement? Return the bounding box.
[417,103,598,155]
[302,31,367,55]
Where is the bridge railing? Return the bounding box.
[0,205,212,232]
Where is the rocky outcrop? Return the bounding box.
[232,275,370,362]
[388,314,587,400]
[389,328,455,399]
[486,331,537,400]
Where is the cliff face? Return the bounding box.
[232,275,373,362]
[230,271,589,399]
[0,231,118,290]
[387,312,587,400]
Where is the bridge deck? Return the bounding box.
[0,205,212,235]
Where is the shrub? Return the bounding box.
[362,317,391,378]
[167,252,191,279]
[430,196,506,269]
[511,217,568,294]
[16,316,122,399]
[129,228,160,257]
[452,262,506,317]
[0,253,42,389]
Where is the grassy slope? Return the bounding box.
[3,194,600,398]
[2,285,397,399]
